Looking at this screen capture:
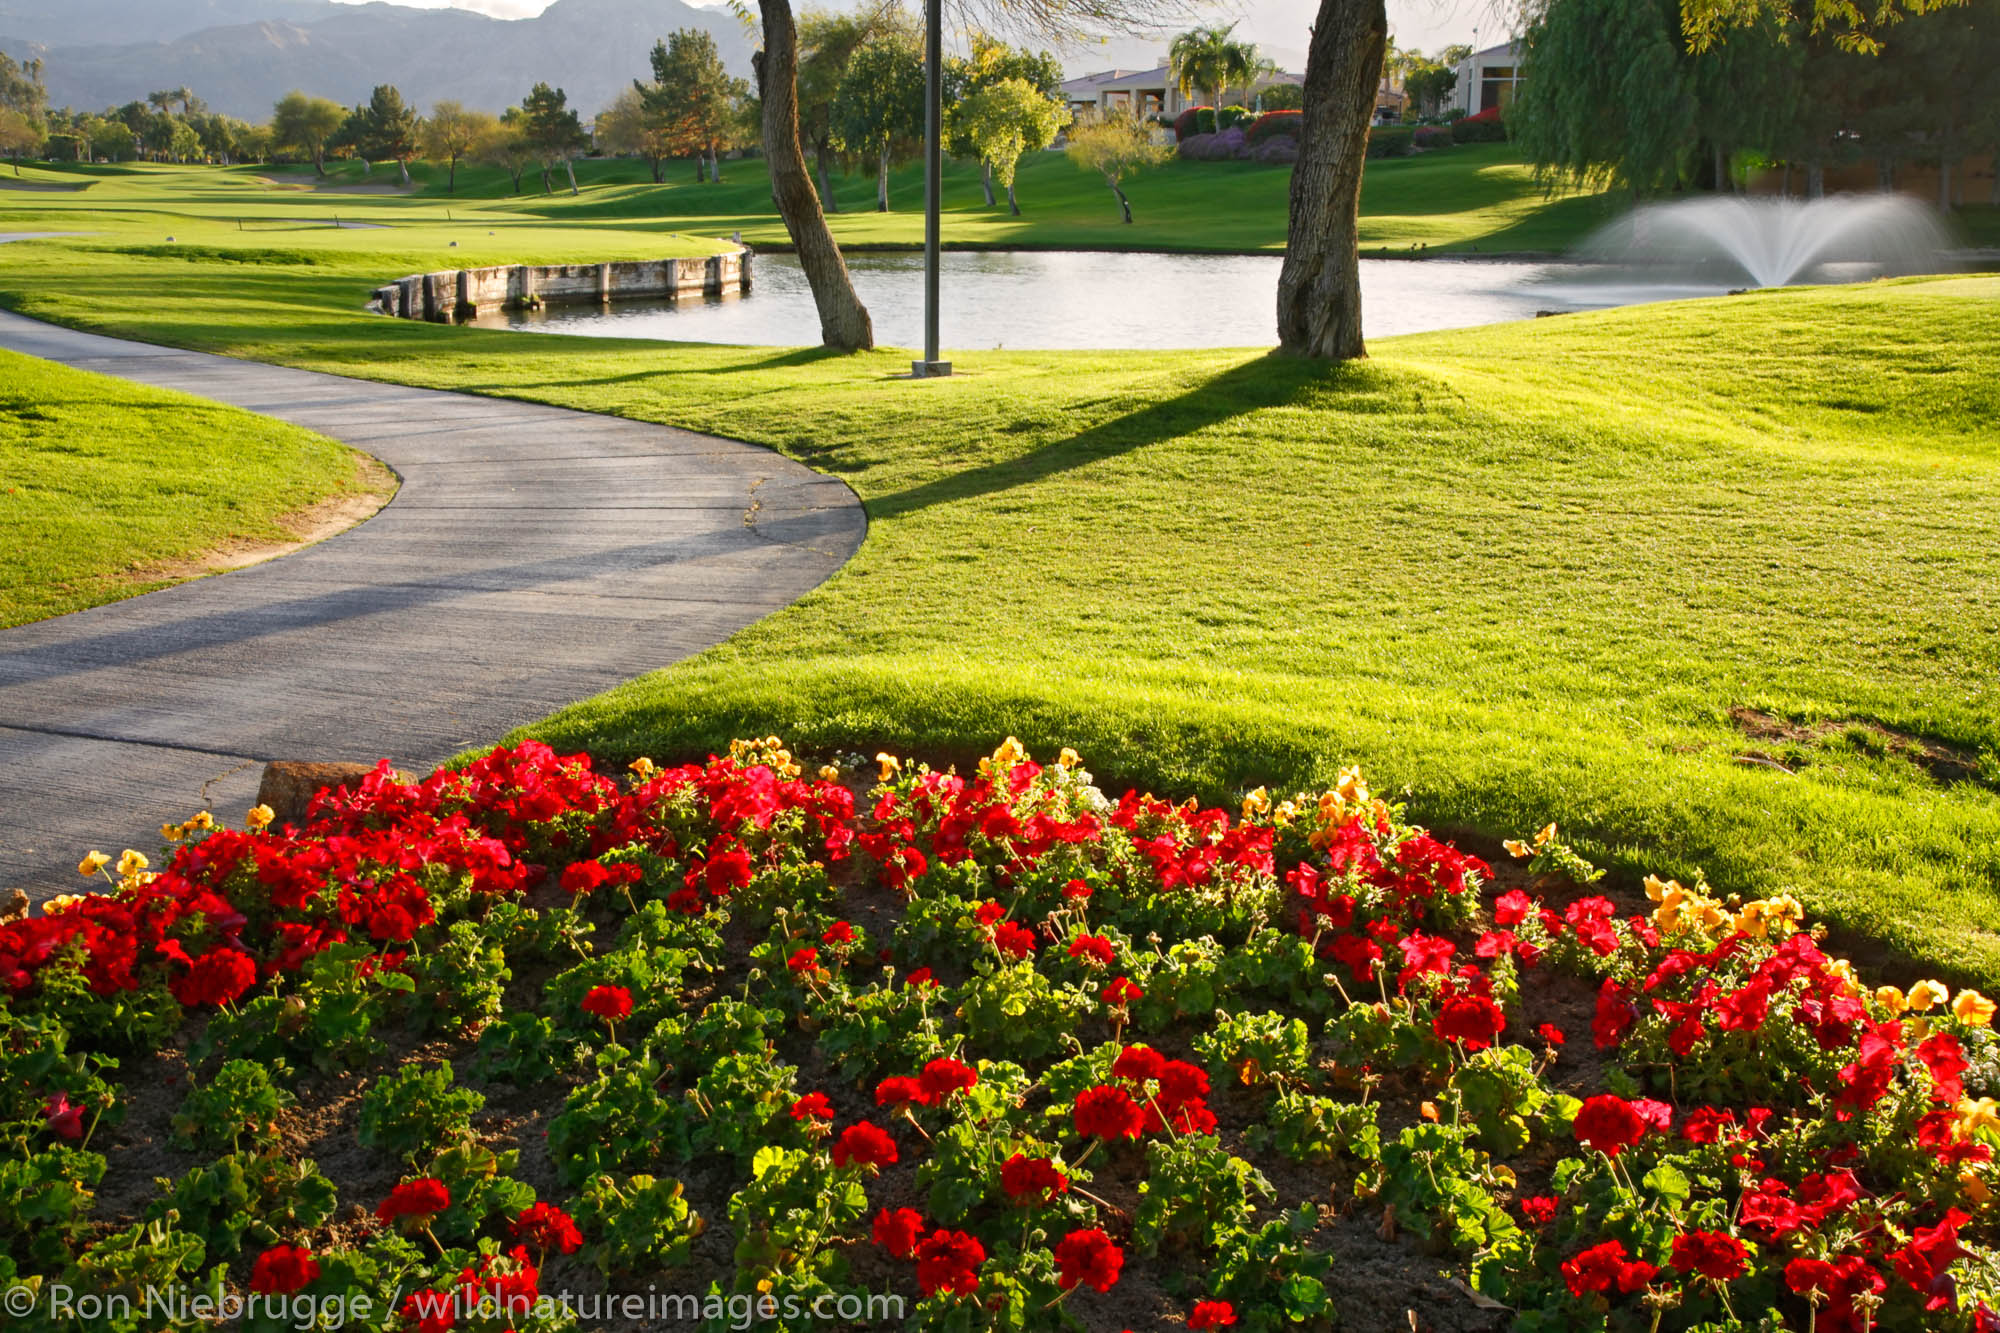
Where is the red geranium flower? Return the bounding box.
[1074,1085,1145,1141]
[171,949,258,1008]
[914,1229,985,1299]
[377,1177,451,1224]
[906,967,937,989]
[876,1076,930,1108]
[1518,1195,1558,1225]
[832,1121,898,1169]
[1671,1230,1749,1282]
[1433,994,1506,1051]
[1537,1023,1566,1046]
[1062,879,1093,900]
[790,1092,834,1122]
[1573,1095,1650,1157]
[787,946,821,975]
[822,921,856,946]
[872,1206,925,1259]
[919,1057,979,1102]
[1000,1153,1069,1203]
[1053,1228,1124,1292]
[1562,1240,1658,1298]
[510,1202,583,1255]
[1189,1300,1238,1329]
[1102,976,1143,1006]
[41,1093,84,1141]
[1112,1044,1167,1083]
[1068,934,1115,967]
[249,1244,321,1295]
[991,920,1038,959]
[581,985,632,1021]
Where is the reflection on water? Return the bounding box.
[472,246,1956,351]
[474,251,1600,349]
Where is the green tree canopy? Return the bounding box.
[1064,109,1172,222]
[421,100,494,193]
[356,84,420,183]
[521,82,587,194]
[272,91,347,175]
[832,30,925,210]
[641,28,750,182]
[948,75,1067,214]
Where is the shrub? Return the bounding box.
[1245,110,1302,147]
[1176,131,1216,161]
[1172,106,1217,140]
[1251,136,1298,165]
[1366,126,1416,158]
[1215,106,1253,132]
[1451,106,1508,143]
[1193,127,1248,161]
[1413,124,1454,149]
[1256,83,1304,111]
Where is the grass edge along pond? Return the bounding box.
[0,181,1996,983]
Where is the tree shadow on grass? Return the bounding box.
[863,352,1372,521]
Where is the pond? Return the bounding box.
[472,250,1626,349]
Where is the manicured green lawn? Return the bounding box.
[2,169,1997,981]
[3,145,1619,258]
[0,348,381,627]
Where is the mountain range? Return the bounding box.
[0,0,757,120]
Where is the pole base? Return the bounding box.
[910,360,953,379]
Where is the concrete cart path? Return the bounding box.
[0,308,865,899]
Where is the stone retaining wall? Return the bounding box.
[369,250,752,322]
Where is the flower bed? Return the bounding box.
[2,738,1996,1331]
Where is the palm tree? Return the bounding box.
[1168,24,1260,117]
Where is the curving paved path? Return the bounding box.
[0,309,866,900]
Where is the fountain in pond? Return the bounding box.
[1554,194,1958,296]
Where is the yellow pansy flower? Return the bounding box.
[1644,875,1677,903]
[1534,822,1557,848]
[1875,985,1908,1016]
[876,753,901,781]
[1908,980,1949,1013]
[1241,787,1270,820]
[628,756,657,781]
[115,850,148,878]
[1953,989,1996,1027]
[1962,1171,1992,1205]
[818,765,841,782]
[1959,1097,2000,1137]
[1335,765,1369,805]
[161,822,185,842]
[1057,747,1081,769]
[246,804,275,831]
[77,851,110,877]
[1503,838,1533,859]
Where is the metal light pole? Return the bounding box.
[912,0,951,377]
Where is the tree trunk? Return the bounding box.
[709,146,722,183]
[1275,0,1387,360]
[815,144,840,212]
[755,0,873,350]
[565,158,578,195]
[314,147,326,177]
[398,157,410,186]
[1877,157,1894,192]
[448,156,458,193]
[651,157,664,183]
[981,161,995,207]
[1109,179,1131,222]
[1806,161,1824,199]
[540,164,552,194]
[696,152,708,183]
[877,146,890,211]
[1007,181,1020,216]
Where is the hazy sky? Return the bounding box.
[326,0,1502,66]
